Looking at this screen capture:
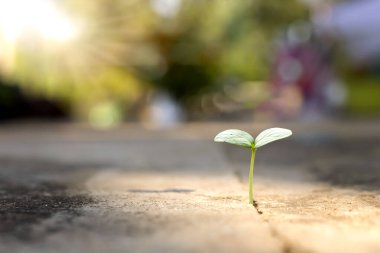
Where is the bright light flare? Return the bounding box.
[150,0,182,18]
[0,0,78,42]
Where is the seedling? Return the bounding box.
[214,128,292,205]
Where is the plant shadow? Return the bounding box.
[128,188,195,193]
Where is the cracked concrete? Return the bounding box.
[1,121,380,252]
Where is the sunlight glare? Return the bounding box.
[0,0,78,42]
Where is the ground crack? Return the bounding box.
[252,200,263,214]
[252,200,311,253]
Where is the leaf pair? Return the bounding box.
[214,128,292,149]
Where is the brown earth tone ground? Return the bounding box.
[1,121,380,253]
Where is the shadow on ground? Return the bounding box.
[224,136,380,192]
[128,189,195,193]
[0,158,97,241]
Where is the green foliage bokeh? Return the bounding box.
[1,0,308,120]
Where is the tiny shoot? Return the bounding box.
[214,128,292,205]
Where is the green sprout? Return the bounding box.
[214,128,292,205]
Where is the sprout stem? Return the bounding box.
[249,148,256,205]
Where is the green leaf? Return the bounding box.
[214,129,254,148]
[254,128,292,148]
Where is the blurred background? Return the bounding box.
[0,0,379,128]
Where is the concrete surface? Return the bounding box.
[1,121,380,253]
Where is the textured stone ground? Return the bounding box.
[1,121,380,253]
